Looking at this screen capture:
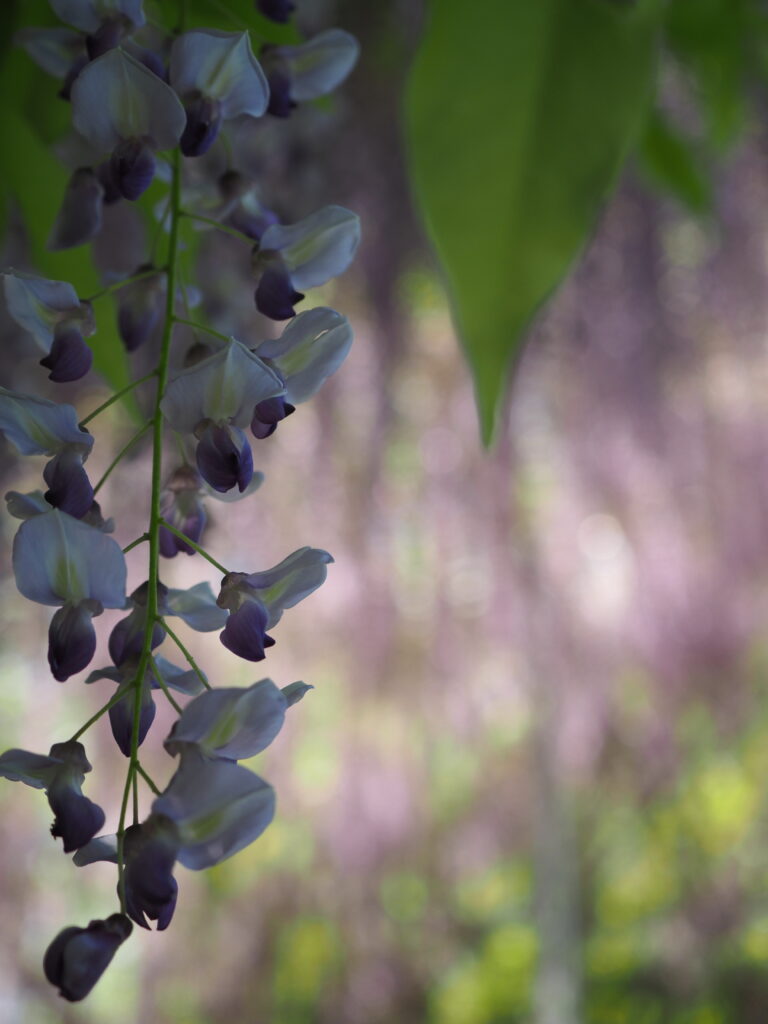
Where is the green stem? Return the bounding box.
[172,315,230,344]
[132,772,139,825]
[158,519,230,574]
[79,370,158,427]
[117,142,184,910]
[85,266,166,303]
[123,533,149,555]
[70,688,129,742]
[180,210,256,246]
[136,761,161,796]
[150,655,183,714]
[158,617,211,690]
[93,422,152,495]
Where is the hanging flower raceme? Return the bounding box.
[260,29,359,118]
[217,547,333,661]
[71,48,185,200]
[160,337,284,493]
[252,205,360,320]
[2,270,95,381]
[44,913,132,1002]
[169,29,269,157]
[0,741,105,852]
[251,306,353,437]
[13,509,127,680]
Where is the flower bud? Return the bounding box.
[48,601,100,682]
[123,815,180,930]
[40,325,93,382]
[43,913,132,1002]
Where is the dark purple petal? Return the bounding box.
[250,395,295,439]
[40,327,93,383]
[132,45,167,80]
[43,450,94,519]
[108,609,165,666]
[109,683,156,757]
[195,423,253,494]
[43,914,132,1002]
[47,781,106,852]
[254,254,304,320]
[257,0,295,23]
[109,138,155,201]
[180,94,222,157]
[123,816,179,930]
[48,168,104,251]
[85,16,127,59]
[59,54,89,101]
[96,160,123,204]
[48,603,97,682]
[220,600,275,661]
[265,68,295,118]
[228,204,279,242]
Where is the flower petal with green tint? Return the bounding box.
[170,29,269,119]
[72,48,185,154]
[160,337,284,433]
[260,206,360,291]
[272,28,359,101]
[153,749,275,870]
[13,509,127,607]
[2,270,81,350]
[164,581,228,632]
[257,306,353,404]
[0,387,93,456]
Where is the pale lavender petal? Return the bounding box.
[0,387,93,456]
[72,49,185,154]
[260,206,360,290]
[256,307,352,403]
[170,30,268,119]
[273,29,359,101]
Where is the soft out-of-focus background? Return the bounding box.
[4,1,768,1022]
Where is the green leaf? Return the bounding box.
[405,0,663,445]
[638,108,712,214]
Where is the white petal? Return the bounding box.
[72,48,186,153]
[161,338,284,433]
[170,30,269,119]
[260,206,360,290]
[13,509,127,607]
[257,307,353,404]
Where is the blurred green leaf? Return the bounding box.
[665,0,751,149]
[639,108,712,214]
[405,0,663,445]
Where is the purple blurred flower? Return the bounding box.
[48,168,105,250]
[159,465,207,557]
[261,29,359,117]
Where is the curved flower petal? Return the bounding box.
[259,205,360,290]
[151,655,207,695]
[0,748,62,789]
[40,326,94,383]
[72,833,118,866]
[48,168,104,251]
[0,387,93,456]
[269,29,359,101]
[221,547,333,627]
[14,26,85,78]
[281,680,313,707]
[5,490,51,521]
[161,338,284,433]
[71,48,185,154]
[170,30,269,119]
[203,471,264,503]
[2,270,81,350]
[220,600,275,661]
[256,306,353,403]
[196,423,253,493]
[164,582,228,632]
[48,601,98,681]
[50,0,145,34]
[13,509,126,607]
[43,450,94,518]
[153,749,275,870]
[165,678,287,760]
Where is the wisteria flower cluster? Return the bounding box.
[1,0,359,1003]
